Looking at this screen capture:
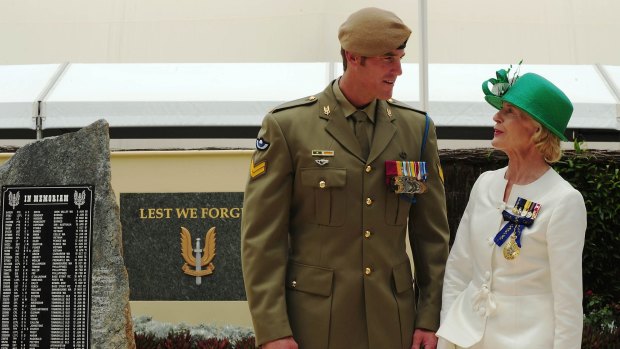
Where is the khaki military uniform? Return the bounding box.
[241,81,450,349]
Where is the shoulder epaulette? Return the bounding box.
[270,95,319,114]
[386,98,427,115]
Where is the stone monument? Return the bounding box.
[0,120,135,348]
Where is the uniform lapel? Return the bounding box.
[319,83,365,161]
[368,100,397,163]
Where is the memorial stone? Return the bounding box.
[0,120,135,348]
[121,192,245,301]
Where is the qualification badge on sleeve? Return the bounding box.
[385,161,428,202]
[494,197,541,260]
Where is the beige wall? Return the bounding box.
[114,150,254,326]
[1,0,619,65]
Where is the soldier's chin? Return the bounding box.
[379,90,394,100]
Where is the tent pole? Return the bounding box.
[35,62,70,140]
[36,102,43,140]
[418,0,429,111]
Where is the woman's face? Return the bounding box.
[491,102,539,154]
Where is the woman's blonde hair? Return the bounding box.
[530,119,562,163]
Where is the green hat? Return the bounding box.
[483,70,573,141]
[338,7,411,57]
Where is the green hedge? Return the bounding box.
[553,145,620,346]
[553,146,620,298]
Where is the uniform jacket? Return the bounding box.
[241,81,450,349]
[436,167,586,349]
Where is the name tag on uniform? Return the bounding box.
[312,150,335,157]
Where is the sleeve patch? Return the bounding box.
[250,159,267,179]
[256,138,270,151]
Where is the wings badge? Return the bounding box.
[180,226,216,285]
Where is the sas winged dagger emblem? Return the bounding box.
[8,191,20,209]
[74,190,86,209]
[180,226,216,285]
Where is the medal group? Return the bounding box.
[385,160,428,196]
[494,197,541,260]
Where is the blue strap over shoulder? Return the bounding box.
[420,114,430,157]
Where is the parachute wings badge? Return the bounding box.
[180,226,216,285]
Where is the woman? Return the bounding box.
[436,68,587,349]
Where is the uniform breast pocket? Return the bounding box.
[385,193,411,226]
[300,168,347,226]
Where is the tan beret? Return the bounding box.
[338,7,412,57]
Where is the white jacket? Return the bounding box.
[437,167,586,349]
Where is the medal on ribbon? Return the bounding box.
[385,160,428,195]
[494,197,541,260]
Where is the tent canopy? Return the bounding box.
[1,63,618,139]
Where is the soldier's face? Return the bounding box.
[359,48,405,100]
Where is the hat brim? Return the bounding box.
[523,110,569,141]
[484,95,568,141]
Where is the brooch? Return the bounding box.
[494,197,541,260]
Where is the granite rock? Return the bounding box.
[0,119,135,348]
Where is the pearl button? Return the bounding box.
[291,281,297,288]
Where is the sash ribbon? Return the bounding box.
[493,210,534,248]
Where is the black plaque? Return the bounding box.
[1,186,93,349]
[121,192,245,301]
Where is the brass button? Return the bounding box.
[364,267,372,275]
[291,280,297,288]
[366,197,373,206]
[365,165,372,173]
[319,180,326,189]
[308,96,317,101]
[364,230,372,238]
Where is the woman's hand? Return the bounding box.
[411,328,438,349]
[262,336,299,349]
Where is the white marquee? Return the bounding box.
[1,63,618,135]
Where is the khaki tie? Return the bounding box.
[353,110,371,160]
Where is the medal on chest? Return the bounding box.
[503,233,521,260]
[385,160,429,203]
[494,197,541,260]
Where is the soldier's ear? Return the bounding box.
[344,50,361,66]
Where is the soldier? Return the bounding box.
[241,7,450,349]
